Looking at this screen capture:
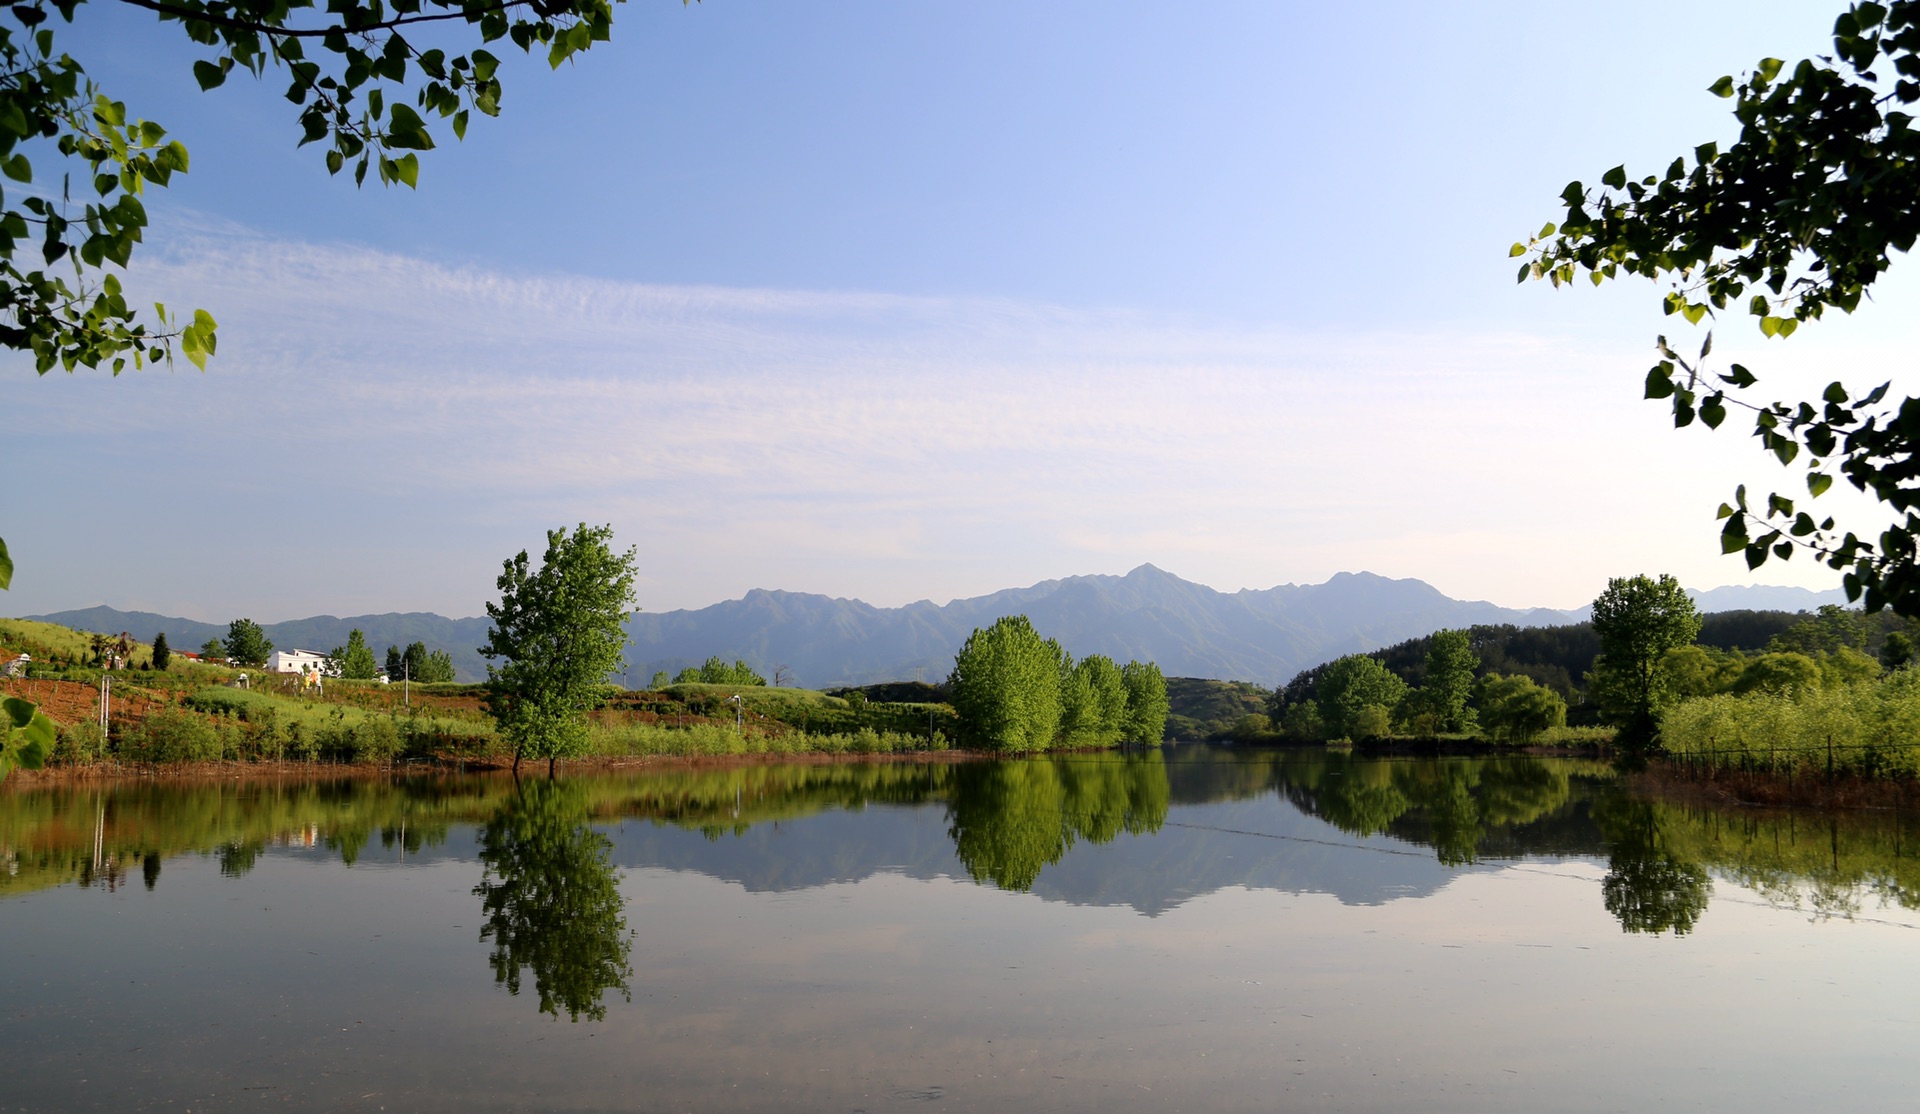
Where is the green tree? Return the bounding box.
[328,628,379,680]
[201,636,224,661]
[1315,655,1410,740]
[1059,653,1127,748]
[648,670,671,690]
[1474,673,1567,744]
[420,648,456,683]
[480,523,638,775]
[473,778,632,1021]
[1661,644,1746,699]
[150,630,170,671]
[1521,1,1920,614]
[1119,660,1169,744]
[387,641,451,682]
[1418,628,1479,733]
[1589,574,1703,745]
[1882,630,1916,670]
[1770,604,1870,655]
[947,615,1063,753]
[0,0,631,377]
[224,618,272,666]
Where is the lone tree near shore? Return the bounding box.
[1590,574,1703,747]
[480,524,638,776]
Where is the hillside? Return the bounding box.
[20,607,493,682]
[625,565,1586,688]
[18,569,1845,690]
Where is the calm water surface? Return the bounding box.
[3,747,1918,1112]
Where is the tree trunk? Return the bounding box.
[548,755,557,779]
[512,750,522,777]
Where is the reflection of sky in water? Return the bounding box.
[4,753,1920,1111]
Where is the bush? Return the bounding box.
[52,721,106,765]
[122,709,224,764]
[1661,669,1920,778]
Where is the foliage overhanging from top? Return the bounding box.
[1520,1,1920,614]
[0,0,656,375]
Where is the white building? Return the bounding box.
[267,649,333,675]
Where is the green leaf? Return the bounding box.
[2,154,30,183]
[1808,472,1834,497]
[385,104,436,151]
[0,535,10,590]
[1756,57,1784,83]
[2,696,29,730]
[1508,242,1526,258]
[13,707,54,768]
[193,59,227,90]
[1644,363,1676,399]
[1601,165,1626,190]
[393,153,419,188]
[1700,394,1726,428]
[1709,75,1736,97]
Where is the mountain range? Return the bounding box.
[19,566,1850,688]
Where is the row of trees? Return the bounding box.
[663,658,766,687]
[946,616,1169,752]
[1270,574,1920,749]
[1273,629,1572,745]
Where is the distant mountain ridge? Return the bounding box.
[626,565,1587,687]
[18,569,1847,688]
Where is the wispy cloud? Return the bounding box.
[0,211,1876,619]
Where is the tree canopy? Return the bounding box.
[1590,574,1703,744]
[947,615,1063,753]
[224,617,271,666]
[1521,1,1920,614]
[480,523,638,775]
[0,0,640,376]
[329,627,379,679]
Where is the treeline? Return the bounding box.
[1269,596,1919,748]
[656,657,766,687]
[947,616,1168,752]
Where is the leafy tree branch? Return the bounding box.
[1520,1,1920,614]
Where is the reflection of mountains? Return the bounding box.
[19,749,1915,933]
[605,798,1508,914]
[599,750,1612,913]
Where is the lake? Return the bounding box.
[3,747,1917,1111]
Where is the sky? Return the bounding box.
[2,0,1909,621]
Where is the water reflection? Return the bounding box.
[4,749,1919,939]
[474,778,633,1021]
[946,750,1168,890]
[1594,797,1714,935]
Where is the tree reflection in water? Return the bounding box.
[474,777,633,1021]
[946,750,1170,891]
[1594,797,1713,935]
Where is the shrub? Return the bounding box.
[53,721,106,765]
[123,709,223,764]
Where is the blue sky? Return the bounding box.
[3,0,1907,620]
